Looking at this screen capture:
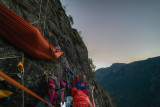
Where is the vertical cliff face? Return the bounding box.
[0,0,112,107]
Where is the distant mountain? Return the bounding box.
[96,63,126,82]
[96,56,160,107]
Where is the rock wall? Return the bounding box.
[0,0,112,107]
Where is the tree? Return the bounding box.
[63,5,68,12]
[88,58,96,72]
[68,15,74,25]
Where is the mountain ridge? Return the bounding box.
[96,56,160,107]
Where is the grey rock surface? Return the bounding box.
[0,0,112,107]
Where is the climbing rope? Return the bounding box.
[0,56,21,60]
[31,0,42,25]
[39,0,42,20]
[42,0,49,36]
[8,73,18,77]
[0,71,54,107]
[30,0,49,36]
[26,58,44,71]
[64,62,76,76]
[26,58,64,77]
[48,61,64,74]
[31,0,42,34]
[21,53,25,107]
[30,20,40,25]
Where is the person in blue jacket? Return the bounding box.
[76,75,89,94]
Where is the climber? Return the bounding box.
[76,75,90,94]
[0,76,14,104]
[55,46,61,52]
[35,71,51,107]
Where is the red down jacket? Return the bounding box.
[71,87,93,107]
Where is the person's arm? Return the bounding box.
[76,81,86,90]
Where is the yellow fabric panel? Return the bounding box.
[0,89,13,98]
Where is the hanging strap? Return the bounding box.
[59,67,64,80]
[21,53,25,107]
[63,62,76,76]
[39,0,42,20]
[42,0,49,36]
[0,71,54,107]
[65,69,70,95]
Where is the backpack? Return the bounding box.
[48,75,66,107]
[59,79,66,103]
[64,96,73,107]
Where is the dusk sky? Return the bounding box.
[60,0,160,69]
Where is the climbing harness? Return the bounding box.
[17,61,24,74]
[17,61,24,79]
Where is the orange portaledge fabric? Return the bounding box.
[0,3,63,59]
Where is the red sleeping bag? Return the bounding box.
[0,3,63,59]
[72,87,93,107]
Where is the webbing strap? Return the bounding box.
[21,53,24,107]
[59,67,64,80]
[0,56,21,60]
[0,71,54,107]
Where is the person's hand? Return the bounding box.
[44,71,48,76]
[0,77,4,81]
[86,84,90,87]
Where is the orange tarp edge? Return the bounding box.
[0,3,63,59]
[0,71,54,107]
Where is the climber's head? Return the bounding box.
[81,75,86,82]
[55,46,61,52]
[0,77,4,81]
